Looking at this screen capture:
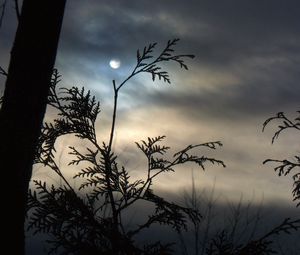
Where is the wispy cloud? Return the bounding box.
[1,0,299,207]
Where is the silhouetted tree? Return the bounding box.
[0,1,66,254]
[27,39,226,254]
[263,111,300,207]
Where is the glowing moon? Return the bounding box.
[109,59,121,69]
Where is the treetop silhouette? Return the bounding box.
[27,39,226,254]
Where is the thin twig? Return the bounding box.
[108,80,118,152]
[104,79,119,232]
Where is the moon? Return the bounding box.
[109,59,121,69]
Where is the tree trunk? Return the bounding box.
[0,1,66,254]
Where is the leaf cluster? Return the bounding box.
[263,111,300,206]
[27,180,112,255]
[134,39,194,84]
[34,69,100,166]
[28,77,223,253]
[115,39,194,92]
[263,111,300,143]
[28,40,226,254]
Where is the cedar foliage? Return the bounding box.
[27,39,225,254]
[263,111,300,207]
[25,40,300,254]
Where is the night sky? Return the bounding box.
[1,0,300,253]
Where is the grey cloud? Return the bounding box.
[60,0,300,63]
[1,3,300,253]
[122,69,300,124]
[54,0,300,123]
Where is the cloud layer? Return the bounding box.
[1,0,299,204]
[1,1,299,253]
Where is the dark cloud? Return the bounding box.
[139,68,300,121]
[1,2,300,253]
[59,0,300,64]
[52,0,300,122]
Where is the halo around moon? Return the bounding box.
[109,59,121,69]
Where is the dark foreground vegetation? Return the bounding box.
[25,40,299,254]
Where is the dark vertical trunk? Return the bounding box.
[0,0,66,254]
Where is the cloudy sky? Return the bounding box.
[1,0,300,251]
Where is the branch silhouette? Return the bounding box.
[263,111,300,207]
[27,39,224,254]
[27,40,300,255]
